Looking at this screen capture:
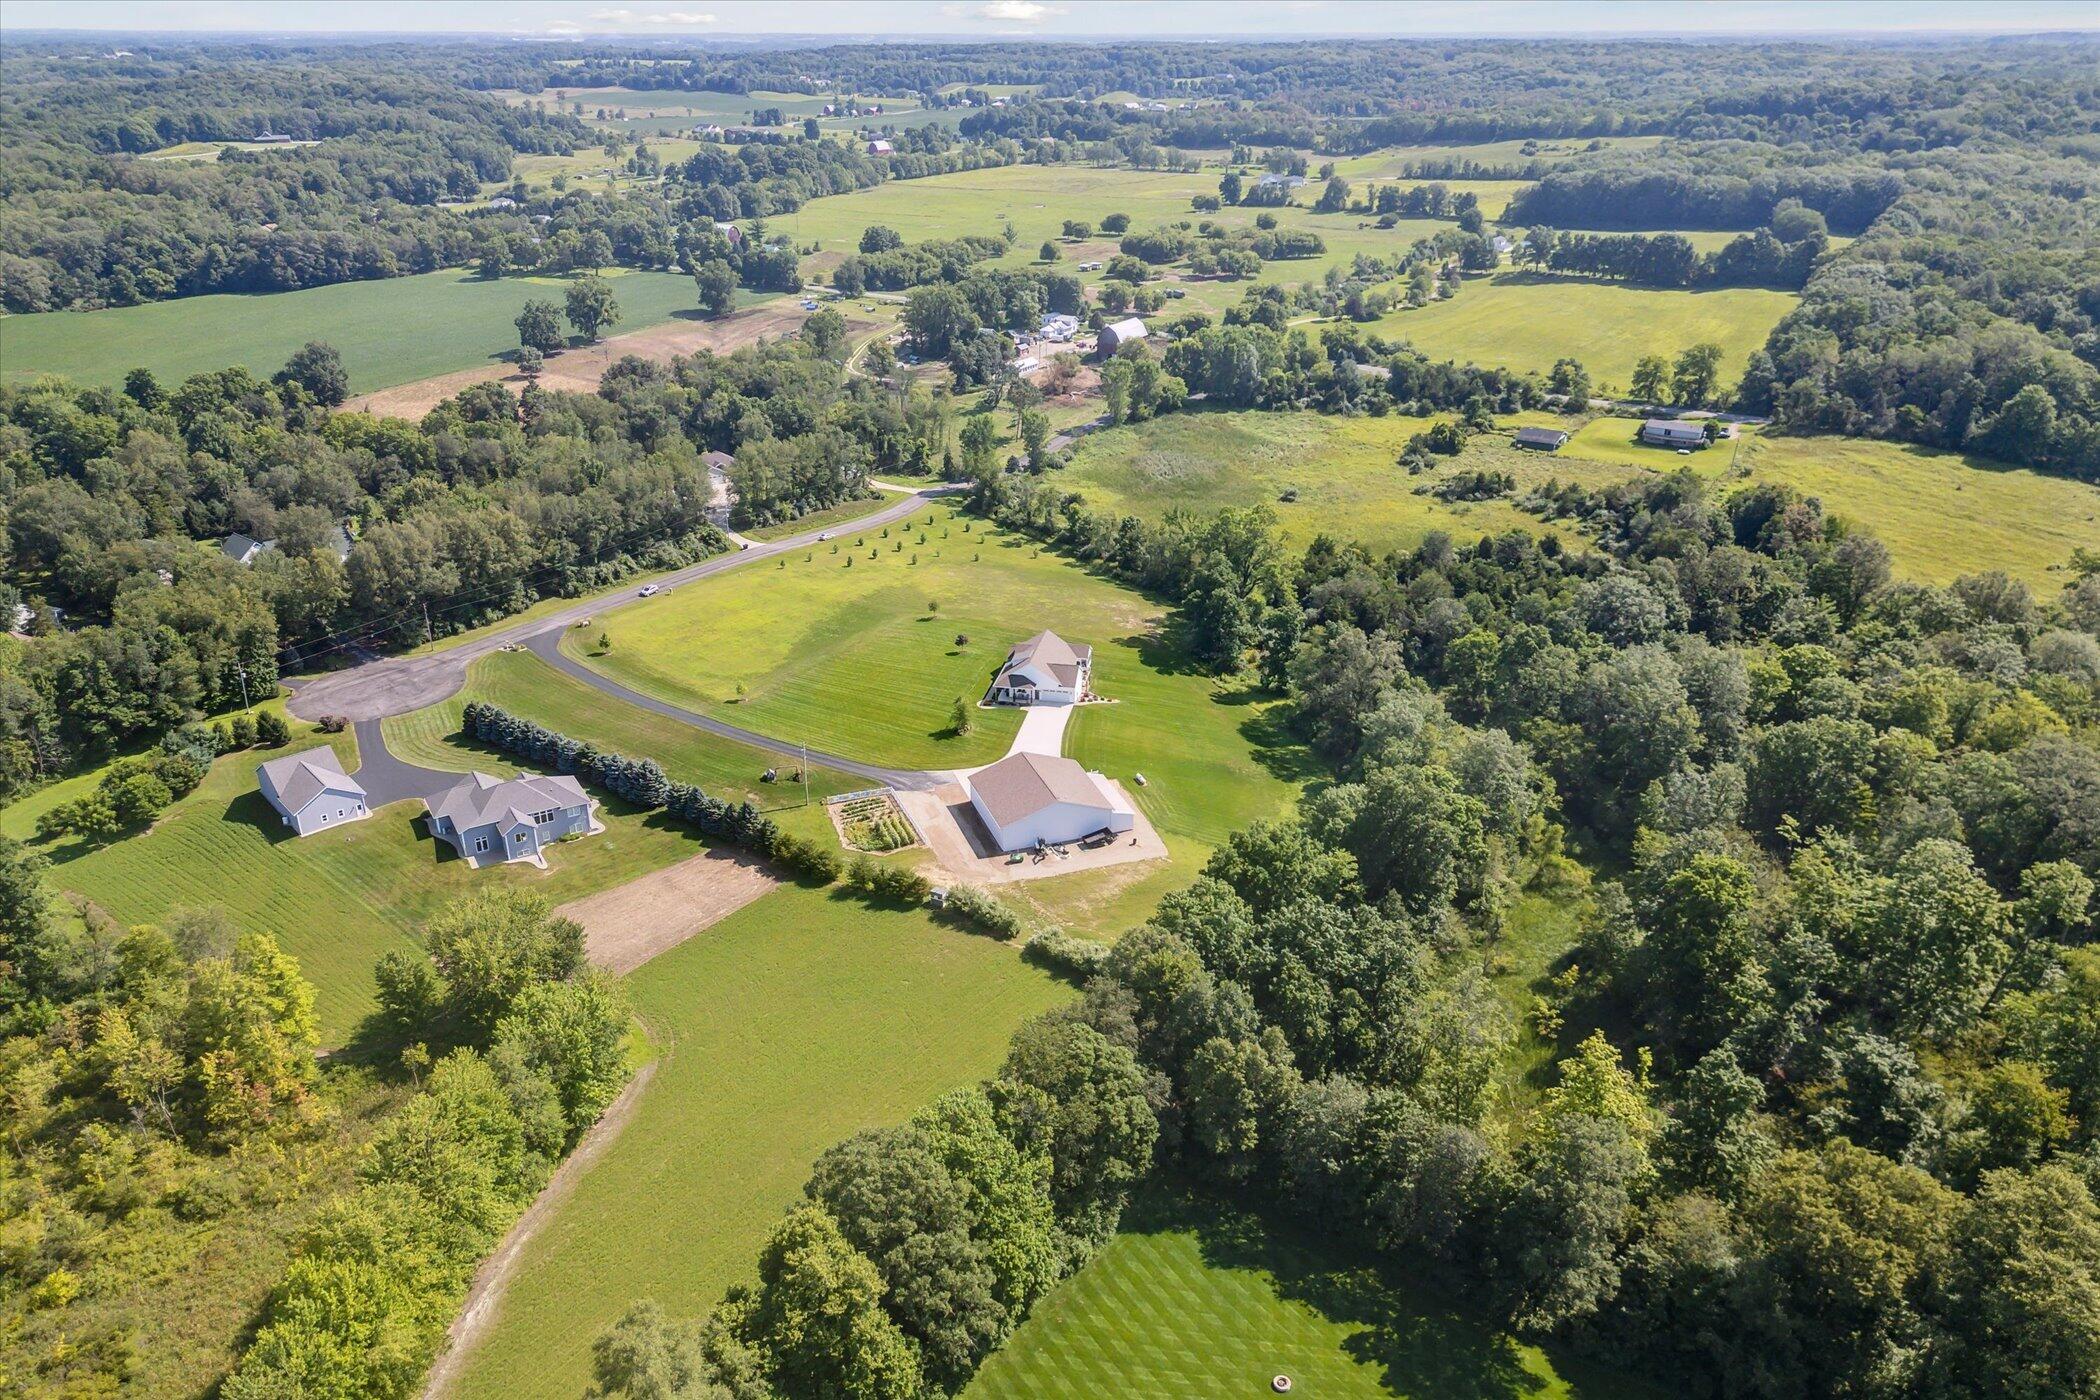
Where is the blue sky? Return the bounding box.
[7,0,2098,37]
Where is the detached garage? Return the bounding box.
[966,752,1135,853]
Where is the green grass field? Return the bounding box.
[0,267,732,394]
[571,500,1312,849]
[1060,409,1603,557]
[1371,271,1796,393]
[777,162,1450,309]
[382,648,857,846]
[31,648,852,1046]
[36,730,714,1045]
[967,1191,1649,1399]
[451,883,1071,1400]
[1061,410,2097,592]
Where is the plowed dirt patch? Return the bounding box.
[347,303,825,420]
[559,847,781,974]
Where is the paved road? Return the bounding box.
[522,630,940,791]
[288,486,963,724]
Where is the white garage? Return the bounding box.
[966,751,1135,853]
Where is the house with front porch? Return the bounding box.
[422,771,599,868]
[988,630,1092,705]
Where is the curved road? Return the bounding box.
[288,486,963,726]
[521,630,939,791]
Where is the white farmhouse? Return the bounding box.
[966,751,1135,853]
[988,630,1091,705]
[257,748,369,836]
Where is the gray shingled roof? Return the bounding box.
[996,630,1092,690]
[425,771,591,832]
[259,747,364,813]
[968,752,1116,827]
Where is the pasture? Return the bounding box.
[1371,271,1796,392]
[571,500,1312,849]
[1060,409,1602,556]
[966,1191,1647,1400]
[449,883,1071,1400]
[0,267,714,394]
[1059,409,2096,592]
[778,161,1451,305]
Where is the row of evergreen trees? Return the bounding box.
[458,701,835,878]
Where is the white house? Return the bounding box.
[423,771,598,869]
[221,525,352,566]
[1097,317,1147,356]
[966,751,1135,853]
[257,748,369,836]
[988,630,1092,705]
[1639,419,1709,448]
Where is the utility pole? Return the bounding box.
[421,600,432,652]
[801,741,810,807]
[235,660,251,711]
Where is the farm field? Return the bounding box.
[36,721,713,1045]
[1060,409,2097,591]
[0,266,718,394]
[450,883,1071,1400]
[1329,134,1668,178]
[1371,270,1796,392]
[571,499,1312,848]
[1718,428,2100,591]
[1059,409,1605,556]
[967,1191,1648,1400]
[780,162,1451,304]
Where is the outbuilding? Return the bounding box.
[257,748,369,837]
[966,752,1135,853]
[1097,317,1148,356]
[1513,426,1570,452]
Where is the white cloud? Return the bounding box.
[943,1,1065,21]
[589,8,719,23]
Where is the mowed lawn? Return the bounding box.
[968,1192,1651,1400]
[1371,271,1796,393]
[0,266,720,393]
[38,725,715,1045]
[571,500,1312,848]
[381,648,860,845]
[450,884,1071,1400]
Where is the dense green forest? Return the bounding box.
[585,403,2100,1400]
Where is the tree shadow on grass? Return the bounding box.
[1127,1185,1646,1400]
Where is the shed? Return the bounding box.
[1513,427,1570,452]
[866,139,895,155]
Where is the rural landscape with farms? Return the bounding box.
[0,5,2098,1397]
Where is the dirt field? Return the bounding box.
[558,847,781,974]
[346,303,828,420]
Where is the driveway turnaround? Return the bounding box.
[349,719,463,807]
[287,486,963,725]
